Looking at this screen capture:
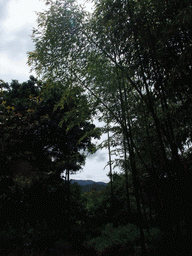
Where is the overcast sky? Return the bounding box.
[0,0,120,183]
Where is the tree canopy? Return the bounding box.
[0,76,100,181]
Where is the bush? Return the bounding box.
[86,223,139,253]
[101,242,135,256]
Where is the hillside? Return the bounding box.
[71,179,107,193]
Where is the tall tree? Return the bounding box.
[0,76,100,181]
[27,0,192,253]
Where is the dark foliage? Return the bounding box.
[0,235,24,256]
[154,230,191,255]
[100,242,135,256]
[0,77,99,179]
[139,159,191,233]
[0,179,85,250]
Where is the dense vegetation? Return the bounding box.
[1,0,191,255]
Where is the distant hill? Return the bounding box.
[71,179,107,193]
[71,179,107,186]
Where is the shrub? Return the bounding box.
[86,223,139,253]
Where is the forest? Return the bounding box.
[0,0,191,255]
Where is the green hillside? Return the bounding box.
[71,180,107,193]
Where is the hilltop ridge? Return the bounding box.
[70,179,107,193]
[70,179,107,186]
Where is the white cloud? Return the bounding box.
[0,52,26,74]
[71,149,111,183]
[2,0,46,32]
[0,52,36,82]
[0,0,48,83]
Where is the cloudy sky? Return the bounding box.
[0,0,120,183]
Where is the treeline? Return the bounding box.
[71,180,107,193]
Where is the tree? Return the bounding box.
[27,0,192,253]
[0,76,100,182]
[0,76,101,252]
[28,0,192,163]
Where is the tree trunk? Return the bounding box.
[107,125,114,213]
[123,109,146,254]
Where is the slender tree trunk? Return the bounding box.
[138,180,150,235]
[149,196,153,225]
[107,125,114,211]
[125,119,146,255]
[115,68,131,214]
[123,134,131,213]
[115,66,146,254]
[67,155,70,242]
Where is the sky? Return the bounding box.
[0,0,120,183]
